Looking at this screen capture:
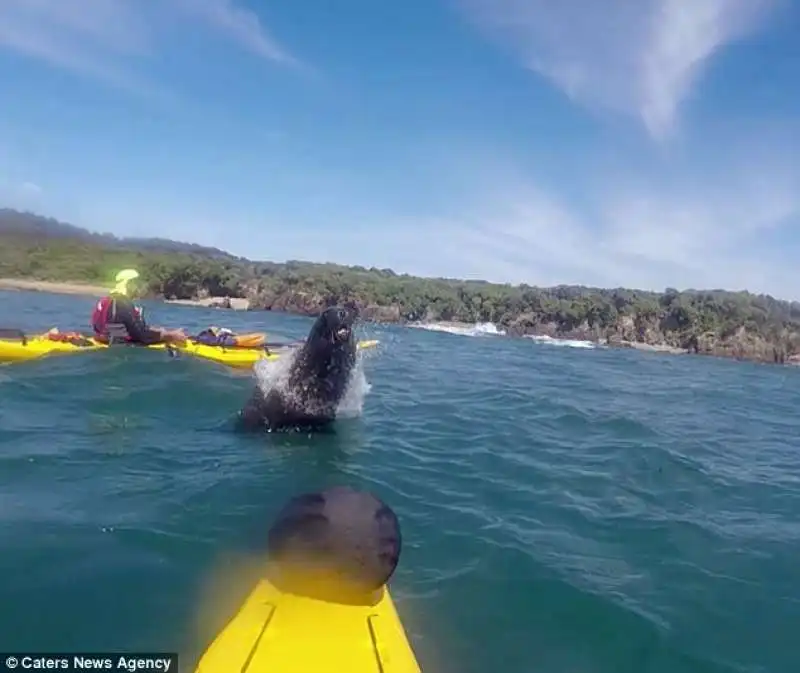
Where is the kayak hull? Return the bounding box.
[194,578,420,673]
[156,341,282,367]
[0,336,104,363]
[0,335,379,369]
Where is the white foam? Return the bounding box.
[523,334,599,349]
[410,321,506,338]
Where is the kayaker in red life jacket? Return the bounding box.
[91,269,187,346]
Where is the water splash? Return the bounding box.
[410,321,506,337]
[253,346,372,419]
[337,360,371,418]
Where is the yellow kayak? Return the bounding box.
[0,331,379,369]
[161,339,378,368]
[0,334,102,363]
[194,577,420,673]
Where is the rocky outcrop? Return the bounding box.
[248,289,328,314]
[246,287,402,322]
[241,289,800,366]
[513,319,797,364]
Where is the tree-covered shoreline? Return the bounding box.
[2,208,799,365]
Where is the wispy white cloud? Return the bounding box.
[19,181,42,195]
[454,0,779,138]
[1,0,795,303]
[0,7,159,98]
[150,150,796,297]
[0,0,298,95]
[172,0,296,65]
[434,0,800,298]
[0,179,44,208]
[32,132,799,298]
[429,147,800,297]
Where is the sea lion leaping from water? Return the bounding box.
[237,306,358,432]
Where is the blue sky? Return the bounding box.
[0,0,798,297]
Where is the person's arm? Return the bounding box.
[115,300,185,345]
[153,327,188,344]
[119,310,153,343]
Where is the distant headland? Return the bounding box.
[1,207,799,366]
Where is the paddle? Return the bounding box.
[188,334,378,351]
[187,327,305,350]
[0,328,27,345]
[188,327,378,352]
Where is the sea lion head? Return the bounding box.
[290,306,358,405]
[307,306,357,348]
[235,307,359,433]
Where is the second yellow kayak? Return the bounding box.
[167,339,379,368]
[194,576,420,673]
[0,332,379,369]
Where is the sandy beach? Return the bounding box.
[0,278,108,296]
[0,278,250,310]
[164,297,250,310]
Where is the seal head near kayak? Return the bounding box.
[237,306,358,432]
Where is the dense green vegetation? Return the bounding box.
[2,208,799,361]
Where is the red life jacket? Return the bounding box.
[91,296,143,342]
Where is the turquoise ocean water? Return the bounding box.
[1,289,799,673]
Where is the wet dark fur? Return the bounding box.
[237,307,358,432]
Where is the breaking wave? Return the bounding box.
[524,334,599,350]
[409,321,506,338]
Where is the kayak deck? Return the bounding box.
[0,335,103,363]
[194,578,420,673]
